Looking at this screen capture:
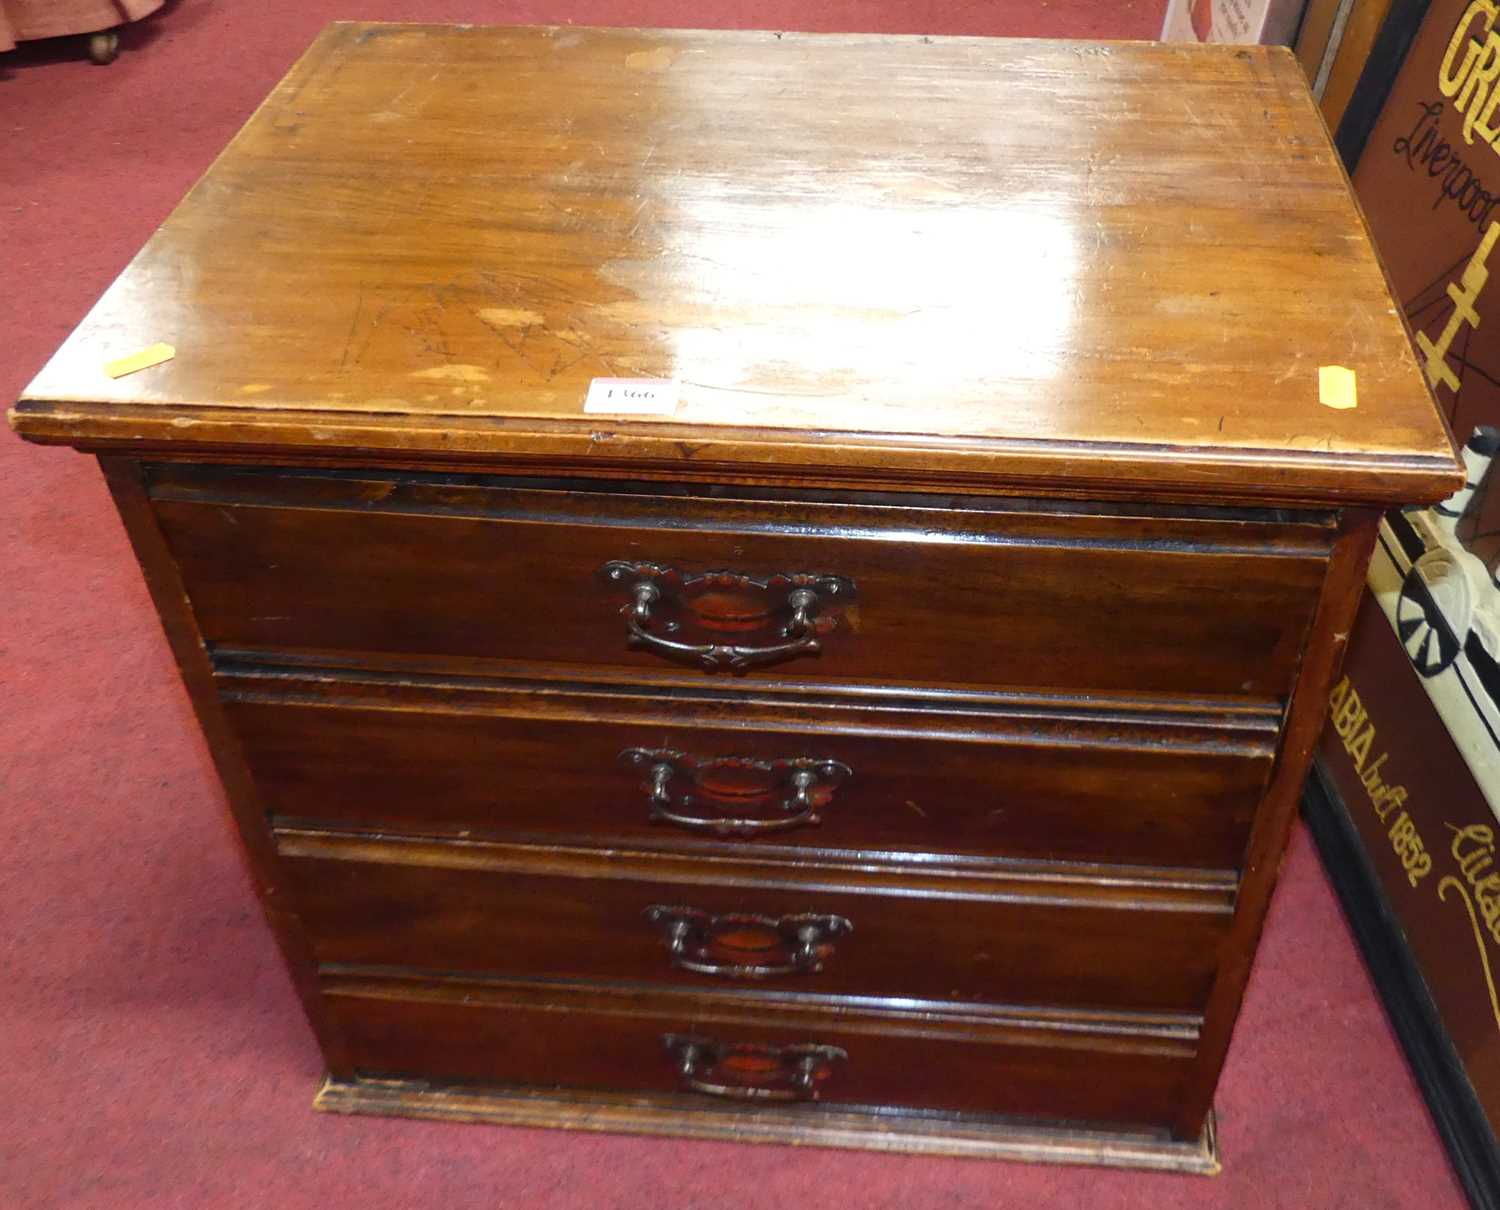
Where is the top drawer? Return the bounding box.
[148,465,1332,699]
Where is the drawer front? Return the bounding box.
[151,465,1331,698]
[323,975,1197,1128]
[280,832,1232,1014]
[226,671,1278,870]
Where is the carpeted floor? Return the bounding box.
[0,2,1469,1207]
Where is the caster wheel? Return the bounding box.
[88,31,119,65]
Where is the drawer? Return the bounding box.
[226,668,1278,870]
[279,831,1233,1014]
[150,465,1332,698]
[322,974,1199,1129]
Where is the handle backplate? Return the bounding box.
[599,561,855,671]
[620,747,851,836]
[644,905,853,978]
[662,1033,846,1102]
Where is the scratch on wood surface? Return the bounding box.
[387,68,440,111]
[340,289,366,370]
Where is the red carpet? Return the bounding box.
[0,3,1467,1206]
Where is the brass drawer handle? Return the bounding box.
[644,905,853,978]
[620,747,851,836]
[663,1034,846,1102]
[600,561,854,671]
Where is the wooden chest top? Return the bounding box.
[9,23,1459,504]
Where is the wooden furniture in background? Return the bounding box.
[8,23,1462,1173]
[0,0,163,63]
[1293,0,1412,140]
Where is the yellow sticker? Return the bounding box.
[1318,364,1358,410]
[104,342,176,379]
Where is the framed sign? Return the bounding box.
[1310,3,1500,1206]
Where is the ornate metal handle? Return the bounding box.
[644,906,853,978]
[620,748,852,836]
[600,562,854,672]
[662,1034,846,1102]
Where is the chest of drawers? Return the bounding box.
[10,23,1463,1174]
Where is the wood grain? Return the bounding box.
[7,22,1468,1169]
[314,1075,1219,1172]
[320,972,1199,1127]
[1173,508,1383,1136]
[9,24,1460,504]
[277,828,1233,1014]
[221,665,1278,870]
[147,464,1331,698]
[94,456,353,1074]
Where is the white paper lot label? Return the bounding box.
[583,378,679,415]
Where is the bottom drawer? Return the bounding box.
[323,975,1199,1129]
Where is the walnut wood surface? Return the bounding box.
[9,24,1459,505]
[8,20,1467,1169]
[277,829,1232,1014]
[313,1077,1219,1173]
[223,667,1277,870]
[94,457,352,1072]
[1172,508,1383,1135]
[321,973,1197,1127]
[148,464,1329,698]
